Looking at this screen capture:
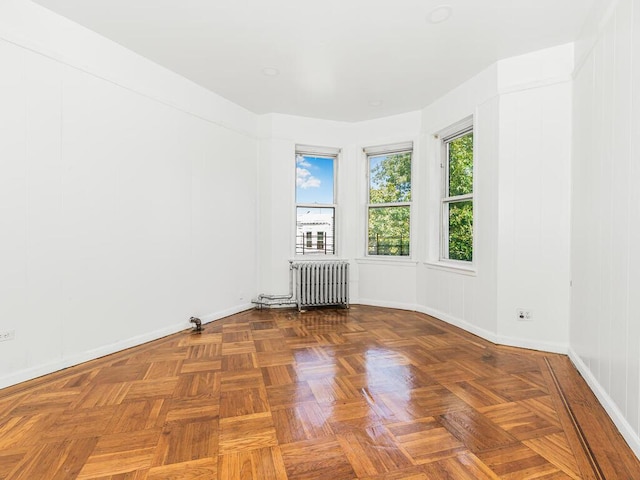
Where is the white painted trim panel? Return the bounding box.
[568,348,640,459]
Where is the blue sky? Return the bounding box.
[369,155,386,189]
[296,155,334,204]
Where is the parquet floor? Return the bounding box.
[1,306,638,479]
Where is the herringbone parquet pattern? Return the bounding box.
[0,306,638,479]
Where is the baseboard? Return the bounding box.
[355,300,567,355]
[414,304,500,342]
[199,303,254,324]
[0,303,254,390]
[492,335,568,355]
[417,305,568,354]
[354,298,420,312]
[568,348,640,459]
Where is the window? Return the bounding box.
[366,142,412,256]
[295,145,338,255]
[440,123,473,262]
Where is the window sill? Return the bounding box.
[356,257,418,267]
[424,260,477,276]
[292,255,342,261]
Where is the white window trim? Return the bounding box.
[294,145,340,258]
[423,260,477,276]
[435,117,476,269]
[364,141,414,259]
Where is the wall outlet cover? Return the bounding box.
[516,309,533,321]
[0,330,16,342]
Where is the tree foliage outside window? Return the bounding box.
[448,134,473,197]
[448,201,473,261]
[443,131,473,262]
[368,150,412,256]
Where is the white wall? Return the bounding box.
[417,45,573,353]
[256,114,353,295]
[571,0,640,456]
[7,5,636,460]
[418,64,501,339]
[256,111,422,304]
[496,47,573,351]
[0,1,259,388]
[254,46,573,356]
[350,114,423,307]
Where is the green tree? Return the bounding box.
[365,136,473,261]
[368,152,411,256]
[447,133,473,261]
[448,201,473,261]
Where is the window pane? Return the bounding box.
[368,206,410,256]
[369,152,411,204]
[296,207,334,255]
[448,133,473,197]
[296,155,334,204]
[447,201,473,261]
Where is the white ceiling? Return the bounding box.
[32,0,594,122]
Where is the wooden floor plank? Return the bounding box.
[0,305,638,479]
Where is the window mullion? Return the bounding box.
[368,201,411,209]
[442,193,473,204]
[298,203,337,209]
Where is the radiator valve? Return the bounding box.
[189,316,202,333]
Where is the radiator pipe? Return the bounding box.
[252,261,298,309]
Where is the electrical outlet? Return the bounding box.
[0,330,15,342]
[516,309,533,321]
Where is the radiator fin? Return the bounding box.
[292,261,349,311]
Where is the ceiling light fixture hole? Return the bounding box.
[427,5,453,24]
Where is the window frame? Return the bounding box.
[295,145,339,257]
[439,120,474,265]
[365,142,413,258]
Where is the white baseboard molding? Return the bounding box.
[490,335,568,355]
[0,303,253,390]
[416,305,567,354]
[354,300,568,355]
[415,304,501,343]
[354,298,420,312]
[199,303,254,324]
[568,348,640,459]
